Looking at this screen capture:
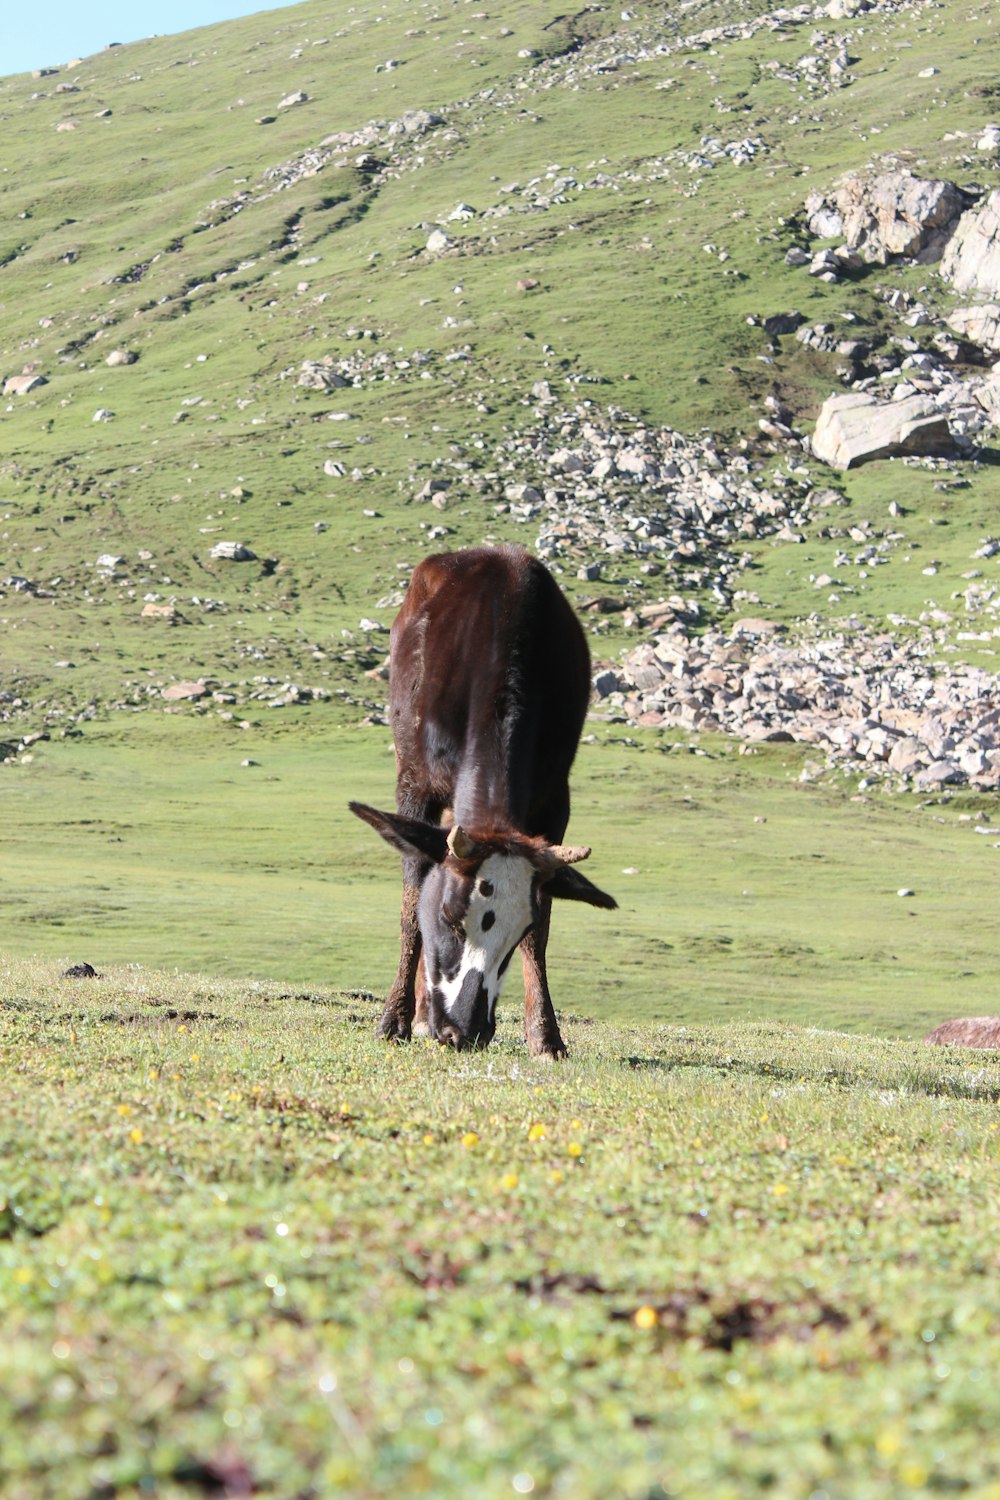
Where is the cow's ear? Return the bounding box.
[349,802,449,864]
[544,865,618,910]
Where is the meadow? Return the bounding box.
[4,0,1000,1492]
[3,958,999,1499]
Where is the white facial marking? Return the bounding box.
[435,852,536,1019]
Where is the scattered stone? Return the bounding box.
[105,349,138,367]
[426,229,452,255]
[92,408,114,422]
[162,681,208,702]
[278,91,309,109]
[209,541,257,562]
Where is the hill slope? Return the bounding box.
[2,0,1000,998]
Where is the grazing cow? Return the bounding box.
[350,544,616,1057]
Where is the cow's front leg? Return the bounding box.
[378,869,421,1042]
[412,956,432,1037]
[520,896,568,1060]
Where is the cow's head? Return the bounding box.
[350,802,616,1049]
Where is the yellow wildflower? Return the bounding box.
[461,1132,479,1149]
[527,1123,546,1142]
[634,1305,658,1330]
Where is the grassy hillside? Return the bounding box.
[2,0,1000,708]
[2,0,1000,1005]
[3,716,1000,1037]
[3,958,999,1498]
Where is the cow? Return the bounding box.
[350,543,616,1058]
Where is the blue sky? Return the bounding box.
[2,0,306,77]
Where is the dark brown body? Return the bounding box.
[367,543,609,1057]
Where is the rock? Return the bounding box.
[810,391,953,470]
[945,303,1000,351]
[397,108,443,135]
[105,349,138,367]
[298,361,349,391]
[810,172,969,265]
[95,553,123,570]
[162,681,208,702]
[61,962,97,978]
[913,759,962,788]
[941,190,1000,296]
[278,91,309,109]
[416,477,450,502]
[925,1017,1000,1048]
[593,669,620,698]
[93,408,113,422]
[4,373,47,395]
[887,736,928,775]
[783,247,810,267]
[977,124,1000,154]
[141,602,177,621]
[209,541,257,561]
[763,311,805,337]
[426,229,452,255]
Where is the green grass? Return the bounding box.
[4,6,1000,1488]
[2,957,999,1499]
[3,0,1000,716]
[3,715,1000,1039]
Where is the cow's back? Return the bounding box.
[390,545,590,834]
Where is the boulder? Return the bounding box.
[941,189,1000,295]
[925,1016,1000,1048]
[810,391,953,470]
[162,680,208,702]
[209,540,256,561]
[810,172,969,264]
[105,349,138,367]
[3,373,47,396]
[945,303,1000,350]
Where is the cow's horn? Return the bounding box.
[548,843,591,866]
[447,824,477,859]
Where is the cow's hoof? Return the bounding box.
[526,1034,568,1061]
[378,1010,412,1043]
[412,1018,433,1038]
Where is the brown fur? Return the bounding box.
[354,545,615,1057]
[924,1017,1000,1049]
